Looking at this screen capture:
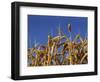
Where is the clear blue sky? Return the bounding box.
[28,15,88,48]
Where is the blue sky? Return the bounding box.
[28,15,88,48]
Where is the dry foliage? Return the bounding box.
[28,24,88,66]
